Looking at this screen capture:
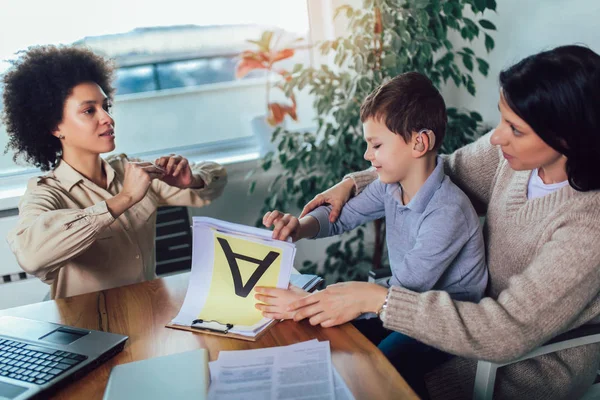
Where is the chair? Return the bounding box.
[367,267,600,400]
[155,206,193,276]
[473,323,600,400]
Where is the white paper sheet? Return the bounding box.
[208,340,339,400]
[170,217,296,334]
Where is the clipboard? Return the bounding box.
[165,318,278,342]
[165,274,323,341]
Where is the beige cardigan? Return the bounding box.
[7,154,227,299]
[350,132,600,399]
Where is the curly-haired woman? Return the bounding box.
[3,45,227,299]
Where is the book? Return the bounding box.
[103,349,209,400]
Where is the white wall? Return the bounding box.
[443,0,600,127]
[0,77,316,175]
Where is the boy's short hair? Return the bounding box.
[360,72,447,150]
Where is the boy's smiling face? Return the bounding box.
[363,118,415,184]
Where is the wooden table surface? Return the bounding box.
[0,273,418,399]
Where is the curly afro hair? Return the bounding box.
[2,45,115,171]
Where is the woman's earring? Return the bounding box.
[58,135,65,140]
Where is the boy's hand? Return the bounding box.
[263,210,300,241]
[254,284,308,320]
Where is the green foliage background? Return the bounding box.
[250,0,497,282]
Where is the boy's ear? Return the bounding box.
[412,130,435,157]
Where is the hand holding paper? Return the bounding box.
[254,284,308,320]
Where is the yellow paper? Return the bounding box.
[197,231,283,326]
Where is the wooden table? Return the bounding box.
[0,273,418,399]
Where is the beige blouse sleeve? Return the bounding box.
[6,180,115,282]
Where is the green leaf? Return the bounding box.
[486,0,497,10]
[269,193,278,209]
[470,111,483,122]
[414,0,429,9]
[354,54,364,73]
[442,2,453,16]
[391,31,402,52]
[382,54,397,69]
[464,18,479,36]
[262,159,272,171]
[382,10,395,26]
[446,17,459,30]
[334,5,353,20]
[474,0,486,13]
[462,55,473,71]
[248,181,256,194]
[484,33,495,52]
[479,19,496,30]
[476,57,490,75]
[292,63,303,74]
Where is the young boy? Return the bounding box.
[257,72,487,348]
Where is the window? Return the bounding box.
[0,0,312,179]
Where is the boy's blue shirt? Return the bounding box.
[308,156,488,302]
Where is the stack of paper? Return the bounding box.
[170,217,297,338]
[208,340,355,400]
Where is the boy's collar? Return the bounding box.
[402,156,445,213]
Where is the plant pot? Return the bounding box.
[251,115,285,157]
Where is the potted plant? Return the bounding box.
[235,30,302,155]
[251,0,497,282]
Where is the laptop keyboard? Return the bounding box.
[0,338,87,385]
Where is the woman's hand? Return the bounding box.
[288,282,388,328]
[263,210,301,241]
[121,161,166,205]
[299,178,355,223]
[155,154,200,188]
[108,161,165,217]
[254,284,308,319]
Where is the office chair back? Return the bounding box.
[155,206,193,276]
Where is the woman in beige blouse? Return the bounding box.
[2,45,227,299]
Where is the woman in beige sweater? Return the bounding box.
[262,45,600,399]
[3,46,227,299]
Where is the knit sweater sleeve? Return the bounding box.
[440,131,501,214]
[381,213,600,364]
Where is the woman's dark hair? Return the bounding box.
[500,45,600,191]
[2,45,115,171]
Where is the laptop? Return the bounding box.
[0,316,128,400]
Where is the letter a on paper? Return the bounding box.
[197,232,284,326]
[217,238,280,298]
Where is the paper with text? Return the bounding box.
[208,340,337,400]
